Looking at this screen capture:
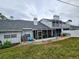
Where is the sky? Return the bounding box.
[0,0,79,25]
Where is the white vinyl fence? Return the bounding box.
[63,30,79,37]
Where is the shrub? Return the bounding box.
[0,44,2,49]
[0,41,2,49]
[1,41,12,49]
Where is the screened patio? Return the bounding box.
[33,29,61,39]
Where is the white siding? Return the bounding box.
[52,23,70,29]
[0,32,21,44]
[40,19,70,29]
[51,30,53,36]
[0,33,4,44]
[11,32,21,43]
[63,30,79,37]
[62,24,70,29]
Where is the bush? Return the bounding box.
[1,41,12,49]
[0,44,2,49]
[0,41,2,49]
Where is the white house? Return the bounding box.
[0,15,78,44]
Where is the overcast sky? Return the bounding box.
[0,0,79,25]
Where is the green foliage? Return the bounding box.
[1,41,12,49]
[0,43,2,49]
[0,13,8,20]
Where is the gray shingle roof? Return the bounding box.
[0,20,50,31]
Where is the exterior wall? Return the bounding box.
[11,32,21,43]
[0,33,4,44]
[51,30,53,36]
[52,23,70,29]
[40,19,70,29]
[40,19,52,28]
[62,24,70,29]
[63,30,79,37]
[0,32,21,44]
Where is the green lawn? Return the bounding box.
[0,37,79,59]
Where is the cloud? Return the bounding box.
[0,0,79,25]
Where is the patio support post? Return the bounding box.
[41,29,43,39]
[47,29,48,38]
[37,30,38,39]
[35,30,37,39]
[52,29,53,37]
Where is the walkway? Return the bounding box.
[21,36,71,45]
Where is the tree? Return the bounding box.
[66,19,72,24]
[10,16,14,20]
[0,13,8,20]
[68,19,72,22]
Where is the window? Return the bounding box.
[4,35,10,38]
[11,34,17,38]
[4,34,17,38]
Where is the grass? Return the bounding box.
[0,37,79,59]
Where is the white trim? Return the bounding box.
[23,28,32,29]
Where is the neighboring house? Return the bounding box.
[0,15,74,44]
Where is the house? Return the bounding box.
[0,15,71,44]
